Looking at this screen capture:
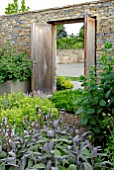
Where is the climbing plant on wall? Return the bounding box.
[5,0,29,14]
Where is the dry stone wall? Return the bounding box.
[57,49,84,64]
[0,0,114,61]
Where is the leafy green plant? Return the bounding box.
[50,89,82,113]
[76,42,114,148]
[5,0,29,14]
[0,115,109,170]
[57,76,74,90]
[0,43,32,84]
[0,91,58,132]
[57,25,84,49]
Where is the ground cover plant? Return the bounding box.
[50,89,82,113]
[76,42,114,166]
[0,91,58,132]
[56,76,74,90]
[0,113,110,170]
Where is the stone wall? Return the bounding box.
[57,49,84,64]
[0,0,114,60]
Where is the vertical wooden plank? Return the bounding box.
[31,23,56,94]
[84,16,95,76]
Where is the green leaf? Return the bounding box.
[107,72,114,80]
[58,138,71,144]
[81,148,91,158]
[51,149,61,157]
[0,164,5,170]
[32,163,45,169]
[76,108,84,114]
[89,119,96,125]
[105,90,111,99]
[87,109,95,114]
[0,151,7,158]
[100,100,106,106]
[58,165,66,170]
[112,108,114,114]
[67,164,77,170]
[93,127,100,134]
[111,95,114,103]
[105,42,112,49]
[81,117,88,126]
[83,162,93,170]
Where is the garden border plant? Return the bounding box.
[0,43,32,84]
[76,42,114,150]
[0,114,110,170]
[50,89,82,113]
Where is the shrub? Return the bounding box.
[50,89,82,113]
[0,92,58,132]
[76,42,114,148]
[0,43,32,84]
[0,117,109,170]
[56,76,73,90]
[105,135,114,169]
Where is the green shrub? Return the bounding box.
[50,89,82,113]
[0,43,32,84]
[0,91,58,132]
[76,42,114,148]
[56,76,73,90]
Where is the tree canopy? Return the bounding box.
[57,24,84,49]
[5,0,29,14]
[57,25,67,38]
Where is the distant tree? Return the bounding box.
[5,0,29,14]
[57,25,67,38]
[57,24,84,49]
[75,25,84,47]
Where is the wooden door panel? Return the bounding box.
[31,23,56,94]
[84,16,95,75]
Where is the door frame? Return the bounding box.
[48,16,96,76]
[31,16,96,93]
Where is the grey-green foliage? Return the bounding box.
[0,116,109,170]
[5,0,29,14]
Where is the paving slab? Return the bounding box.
[56,63,84,89]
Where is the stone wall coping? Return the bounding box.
[0,0,113,18]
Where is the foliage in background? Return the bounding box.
[57,25,84,49]
[5,0,29,14]
[0,43,32,84]
[51,89,82,113]
[0,116,110,170]
[56,76,74,90]
[0,92,58,132]
[76,42,114,149]
[57,25,67,38]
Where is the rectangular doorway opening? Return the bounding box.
[56,22,84,90]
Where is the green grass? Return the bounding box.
[65,76,80,81]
